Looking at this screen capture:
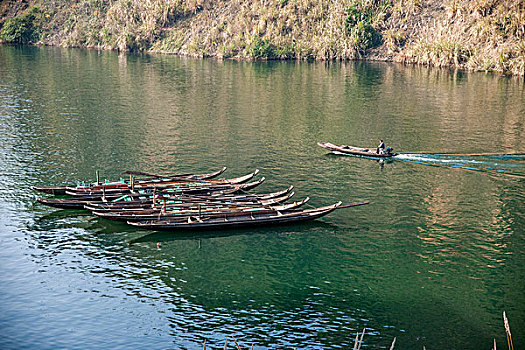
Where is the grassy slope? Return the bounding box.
[1,0,524,75]
[396,0,525,74]
[152,0,357,60]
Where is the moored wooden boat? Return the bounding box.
[36,197,94,209]
[128,201,369,231]
[318,142,397,158]
[83,189,295,212]
[62,170,260,196]
[62,177,265,200]
[33,167,228,195]
[91,198,310,222]
[32,185,70,196]
[36,178,268,210]
[121,167,227,181]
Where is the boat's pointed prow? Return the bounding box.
[337,201,370,209]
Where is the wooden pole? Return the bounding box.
[357,328,366,350]
[389,337,396,350]
[96,170,100,185]
[504,311,514,350]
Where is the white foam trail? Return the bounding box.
[397,153,485,165]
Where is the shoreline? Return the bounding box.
[3,41,519,81]
[1,0,524,76]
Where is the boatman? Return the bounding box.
[377,139,385,154]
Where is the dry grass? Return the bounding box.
[153,0,358,60]
[400,0,525,75]
[38,0,201,50]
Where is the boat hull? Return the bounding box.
[129,203,341,231]
[318,142,397,158]
[92,198,308,222]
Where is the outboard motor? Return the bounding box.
[386,147,394,154]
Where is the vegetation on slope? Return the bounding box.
[0,0,523,75]
[0,5,42,44]
[398,0,525,75]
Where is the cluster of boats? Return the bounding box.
[34,167,369,231]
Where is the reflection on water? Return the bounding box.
[0,45,524,350]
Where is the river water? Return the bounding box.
[0,46,523,349]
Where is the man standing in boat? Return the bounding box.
[377,139,385,154]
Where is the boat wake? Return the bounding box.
[395,153,525,178]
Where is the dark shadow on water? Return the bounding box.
[35,208,92,220]
[324,152,396,165]
[128,220,340,245]
[29,208,95,231]
[30,207,349,242]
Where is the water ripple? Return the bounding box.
[0,46,523,350]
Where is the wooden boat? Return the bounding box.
[167,185,294,203]
[37,197,93,210]
[121,167,227,181]
[317,142,397,158]
[36,178,267,209]
[91,198,310,222]
[128,201,369,231]
[63,169,259,195]
[84,188,295,212]
[32,185,71,196]
[32,167,227,195]
[63,177,265,199]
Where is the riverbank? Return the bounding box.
[1,0,524,75]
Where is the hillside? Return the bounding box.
[1,0,524,75]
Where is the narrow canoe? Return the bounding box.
[37,178,268,210]
[63,177,265,199]
[318,142,397,158]
[128,201,369,231]
[91,198,310,222]
[84,189,295,212]
[32,167,228,195]
[63,170,260,195]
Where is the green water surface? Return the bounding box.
[0,45,524,349]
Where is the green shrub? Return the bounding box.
[274,44,295,59]
[354,21,382,51]
[345,4,384,52]
[345,5,368,28]
[0,7,41,44]
[249,37,276,58]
